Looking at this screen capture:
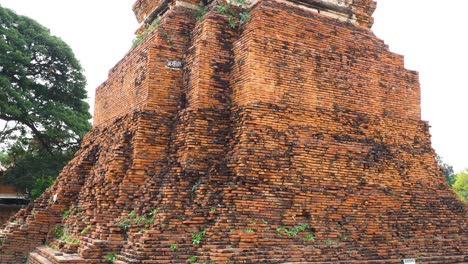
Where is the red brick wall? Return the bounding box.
[1,1,466,263]
[234,0,420,120]
[93,44,149,126]
[93,4,196,127]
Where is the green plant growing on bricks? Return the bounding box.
[80,224,92,235]
[302,232,315,242]
[196,1,209,20]
[191,228,206,244]
[54,224,80,244]
[62,205,74,218]
[158,27,174,46]
[169,243,178,249]
[276,223,312,239]
[216,0,250,28]
[115,209,158,230]
[195,0,250,28]
[187,256,197,262]
[105,252,117,262]
[132,18,162,48]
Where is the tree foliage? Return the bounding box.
[436,155,456,186]
[453,169,468,202]
[0,5,91,197]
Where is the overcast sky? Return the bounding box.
[0,0,466,172]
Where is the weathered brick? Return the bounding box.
[1,0,467,263]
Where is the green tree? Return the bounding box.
[453,169,468,202]
[0,150,7,164]
[436,155,456,186]
[0,5,91,198]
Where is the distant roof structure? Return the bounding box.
[0,164,27,202]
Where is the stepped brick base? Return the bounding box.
[27,246,468,264]
[1,0,467,263]
[28,247,98,264]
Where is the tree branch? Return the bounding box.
[0,113,54,156]
[0,121,11,142]
[22,121,54,156]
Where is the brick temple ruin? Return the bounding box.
[1,0,467,263]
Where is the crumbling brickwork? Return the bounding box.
[1,0,467,263]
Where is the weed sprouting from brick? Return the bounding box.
[105,252,117,261]
[276,223,311,237]
[196,0,250,28]
[54,225,80,244]
[244,228,255,233]
[80,224,92,235]
[302,233,315,242]
[191,228,206,244]
[216,0,250,28]
[132,18,162,48]
[62,205,73,218]
[169,243,178,249]
[196,1,209,20]
[115,209,158,230]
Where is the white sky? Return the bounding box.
[0,0,466,172]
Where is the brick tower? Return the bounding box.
[1,0,467,263]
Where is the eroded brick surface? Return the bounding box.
[0,0,467,263]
